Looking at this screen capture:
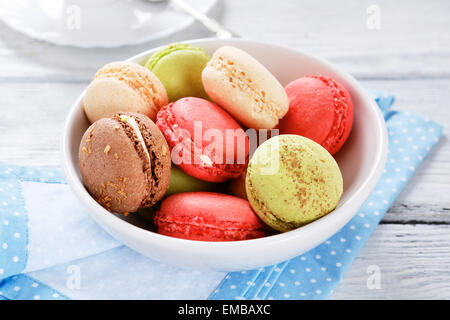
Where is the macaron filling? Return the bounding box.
[119,114,152,166]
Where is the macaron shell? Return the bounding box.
[83,61,168,123]
[156,97,249,182]
[246,135,343,232]
[154,192,265,241]
[280,76,353,155]
[121,112,172,206]
[202,46,289,129]
[146,43,210,102]
[79,118,149,213]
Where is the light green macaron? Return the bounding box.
[246,135,343,232]
[145,43,210,102]
[166,166,217,196]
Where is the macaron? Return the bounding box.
[154,192,265,241]
[166,166,217,196]
[202,46,289,129]
[279,76,354,155]
[145,43,210,102]
[83,61,168,123]
[156,97,249,183]
[79,112,171,214]
[227,166,248,200]
[246,135,343,232]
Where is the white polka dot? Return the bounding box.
[14,232,20,238]
[365,223,371,228]
[14,212,20,216]
[409,166,415,171]
[401,177,407,182]
[395,168,401,172]
[404,156,410,161]
[2,243,7,249]
[34,295,40,300]
[290,269,296,274]
[300,292,306,296]
[3,220,8,225]
[355,235,362,240]
[385,178,392,183]
[300,256,306,261]
[340,238,346,242]
[305,268,311,272]
[392,188,398,192]
[32,283,39,288]
[326,277,332,282]
[279,282,285,287]
[336,262,342,267]
[346,249,352,253]
[321,267,327,271]
[268,296,274,300]
[412,145,418,150]
[310,279,316,283]
[12,256,19,262]
[330,250,336,255]
[274,267,281,272]
[0,269,3,274]
[264,282,271,287]
[316,290,322,294]
[294,281,300,286]
[2,202,7,206]
[393,140,399,144]
[230,285,236,289]
[368,202,374,206]
[377,190,383,194]
[284,293,290,298]
[349,225,355,230]
[241,271,246,274]
[315,254,321,259]
[52,293,60,298]
[390,159,396,163]
[325,240,331,245]
[359,213,365,217]
[14,286,20,291]
[383,200,388,204]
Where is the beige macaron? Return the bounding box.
[202,46,289,129]
[83,61,168,123]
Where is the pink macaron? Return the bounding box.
[154,192,266,241]
[156,97,249,182]
[279,76,354,155]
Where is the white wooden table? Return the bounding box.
[1,0,449,299]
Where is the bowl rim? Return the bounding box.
[61,37,388,253]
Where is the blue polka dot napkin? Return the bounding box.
[0,93,443,300]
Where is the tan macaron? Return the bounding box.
[202,46,289,129]
[83,61,168,123]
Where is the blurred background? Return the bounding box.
[0,0,449,299]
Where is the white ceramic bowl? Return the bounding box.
[61,38,388,271]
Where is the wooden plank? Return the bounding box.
[330,224,450,299]
[1,0,450,81]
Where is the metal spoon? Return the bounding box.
[147,0,239,38]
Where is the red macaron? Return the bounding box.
[156,97,249,182]
[279,76,354,155]
[154,192,265,241]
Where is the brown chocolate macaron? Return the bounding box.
[79,112,171,214]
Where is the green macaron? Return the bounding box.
[246,135,343,232]
[166,166,217,196]
[145,43,210,102]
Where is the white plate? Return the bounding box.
[61,39,388,271]
[0,0,217,48]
